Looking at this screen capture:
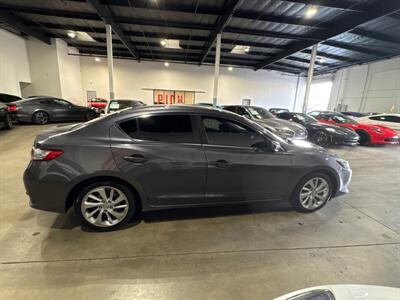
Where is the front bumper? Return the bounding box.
[371,135,399,145]
[331,136,359,146]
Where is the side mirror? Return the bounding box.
[270,141,282,152]
[252,140,282,152]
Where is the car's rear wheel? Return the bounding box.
[357,130,371,146]
[33,111,49,125]
[85,110,97,121]
[312,130,330,147]
[290,173,332,213]
[4,113,13,129]
[74,181,137,231]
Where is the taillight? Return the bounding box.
[7,105,17,111]
[31,147,64,161]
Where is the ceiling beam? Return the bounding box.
[285,56,333,66]
[0,10,50,44]
[351,28,400,45]
[273,62,309,72]
[302,49,358,62]
[199,0,245,64]
[282,0,364,12]
[254,0,400,70]
[86,0,140,60]
[224,27,323,41]
[322,40,390,56]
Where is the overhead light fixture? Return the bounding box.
[228,66,234,71]
[94,57,101,62]
[160,39,181,49]
[164,62,170,67]
[160,39,167,47]
[305,6,318,18]
[67,31,76,38]
[231,45,251,54]
[317,56,326,63]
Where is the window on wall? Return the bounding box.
[307,81,333,112]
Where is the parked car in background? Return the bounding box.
[24,105,352,231]
[357,113,400,134]
[9,97,98,125]
[223,105,308,140]
[269,108,289,115]
[341,111,368,118]
[0,93,22,104]
[106,99,145,114]
[274,285,400,300]
[0,102,14,130]
[277,112,359,147]
[309,111,399,145]
[87,98,108,113]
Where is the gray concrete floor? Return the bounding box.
[0,124,400,299]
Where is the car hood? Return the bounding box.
[309,122,358,137]
[347,123,397,135]
[274,284,400,300]
[255,118,306,132]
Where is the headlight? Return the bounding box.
[326,128,336,133]
[336,158,350,169]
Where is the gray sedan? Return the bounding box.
[11,97,98,124]
[24,105,352,231]
[223,105,308,139]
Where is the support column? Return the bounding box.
[106,24,115,100]
[302,44,318,113]
[292,73,301,112]
[212,33,222,107]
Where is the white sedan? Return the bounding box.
[358,114,400,133]
[274,285,400,300]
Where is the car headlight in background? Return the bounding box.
[336,158,350,169]
[277,127,295,137]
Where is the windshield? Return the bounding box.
[247,106,275,120]
[332,114,358,124]
[293,113,318,124]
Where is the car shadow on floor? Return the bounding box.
[48,201,293,231]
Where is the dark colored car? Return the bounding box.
[106,99,145,114]
[341,111,367,118]
[24,105,352,231]
[269,108,289,115]
[0,102,14,130]
[10,97,98,125]
[277,112,359,147]
[223,105,308,140]
[0,93,22,104]
[309,110,399,145]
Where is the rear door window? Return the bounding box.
[119,114,196,143]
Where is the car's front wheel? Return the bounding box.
[290,173,332,213]
[357,130,371,146]
[85,110,97,121]
[74,181,137,231]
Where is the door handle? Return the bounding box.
[123,154,148,164]
[211,159,231,168]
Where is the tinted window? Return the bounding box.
[223,106,237,113]
[52,99,71,106]
[309,111,320,117]
[370,115,400,123]
[202,116,265,148]
[120,115,195,143]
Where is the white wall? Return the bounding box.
[328,56,400,113]
[80,57,305,108]
[55,40,84,105]
[0,29,31,96]
[22,38,62,98]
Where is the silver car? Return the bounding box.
[24,105,352,231]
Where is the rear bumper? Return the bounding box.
[23,161,70,213]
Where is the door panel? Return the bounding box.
[203,145,292,203]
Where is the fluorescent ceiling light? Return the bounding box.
[164,62,170,67]
[317,56,326,63]
[231,45,251,54]
[306,6,318,18]
[160,39,181,49]
[228,66,233,71]
[67,31,76,38]
[76,31,96,42]
[94,57,101,62]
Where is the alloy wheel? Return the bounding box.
[34,112,48,124]
[81,186,129,228]
[313,131,329,147]
[299,177,330,209]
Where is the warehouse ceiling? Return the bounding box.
[1,0,400,75]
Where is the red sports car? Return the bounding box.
[87,98,108,113]
[309,111,399,145]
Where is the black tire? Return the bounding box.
[74,181,137,231]
[290,172,333,213]
[4,113,13,129]
[312,130,330,147]
[32,111,49,125]
[357,130,371,146]
[85,110,97,121]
